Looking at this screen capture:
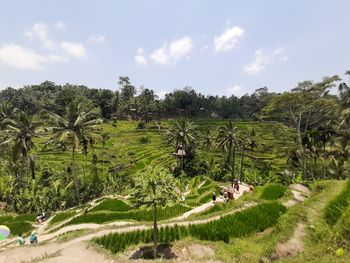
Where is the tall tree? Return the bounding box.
[44,102,101,203]
[263,76,340,178]
[131,167,179,259]
[217,121,241,186]
[166,118,197,170]
[1,112,39,179]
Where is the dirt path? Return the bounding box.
[272,223,305,260]
[176,184,251,220]
[0,183,267,263]
[0,202,256,263]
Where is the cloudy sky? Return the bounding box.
[0,0,349,97]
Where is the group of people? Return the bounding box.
[212,179,254,203]
[16,232,38,246]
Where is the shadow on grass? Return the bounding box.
[129,243,178,260]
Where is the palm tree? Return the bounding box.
[101,132,110,177]
[217,121,240,186]
[1,112,39,179]
[202,130,213,149]
[0,102,17,129]
[166,118,197,170]
[44,102,101,203]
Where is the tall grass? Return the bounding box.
[50,211,76,226]
[94,202,286,254]
[89,199,132,212]
[324,180,350,226]
[260,183,287,200]
[66,204,190,225]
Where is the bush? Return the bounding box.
[139,136,150,144]
[324,181,350,226]
[260,183,287,200]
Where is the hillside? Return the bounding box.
[0,178,350,262]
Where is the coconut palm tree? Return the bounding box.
[1,112,39,179]
[44,102,101,203]
[166,118,197,170]
[101,132,110,177]
[217,121,240,186]
[202,130,213,149]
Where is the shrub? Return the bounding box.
[324,181,350,226]
[260,183,287,200]
[139,137,150,144]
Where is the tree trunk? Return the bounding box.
[72,146,80,205]
[239,146,244,182]
[153,203,158,259]
[231,145,236,187]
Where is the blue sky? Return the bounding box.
[0,0,349,97]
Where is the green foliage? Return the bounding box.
[66,204,189,225]
[260,183,287,200]
[50,211,76,225]
[324,181,350,226]
[89,199,132,212]
[94,202,286,254]
[0,215,34,236]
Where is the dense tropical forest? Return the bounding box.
[1,72,350,262]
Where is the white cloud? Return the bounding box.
[0,44,59,70]
[244,48,288,75]
[134,55,147,65]
[25,23,54,49]
[226,84,245,97]
[156,90,168,99]
[214,26,244,52]
[88,34,106,43]
[134,48,148,66]
[61,42,86,58]
[244,49,268,74]
[150,36,193,65]
[54,21,66,30]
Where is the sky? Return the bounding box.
[0,0,350,98]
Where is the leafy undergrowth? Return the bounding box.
[65,204,190,225]
[324,180,350,226]
[260,183,287,200]
[89,198,132,212]
[94,202,286,254]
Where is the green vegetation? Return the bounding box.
[89,199,132,212]
[94,202,286,254]
[0,215,34,236]
[260,183,287,200]
[49,211,76,226]
[324,180,350,226]
[66,204,189,225]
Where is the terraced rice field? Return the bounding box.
[33,120,295,179]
